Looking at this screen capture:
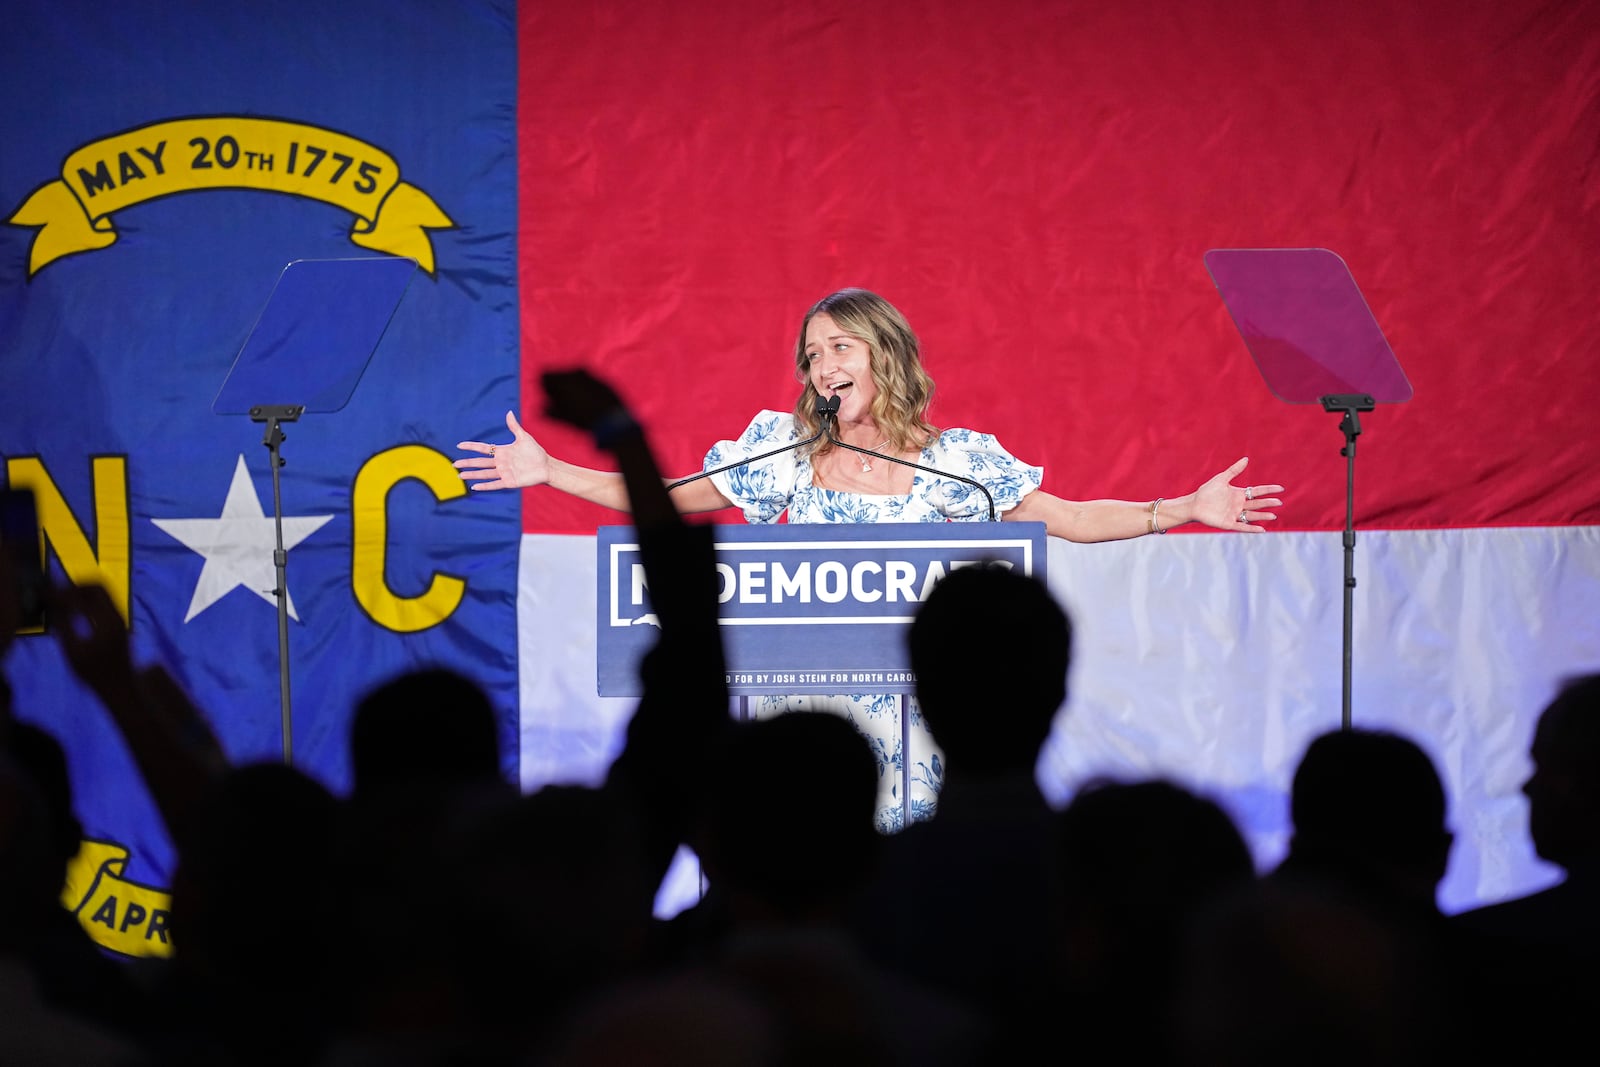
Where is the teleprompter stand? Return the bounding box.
[1204,249,1412,730]
[213,256,418,763]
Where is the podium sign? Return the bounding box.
[597,522,1047,697]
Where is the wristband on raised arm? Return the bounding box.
[592,408,642,450]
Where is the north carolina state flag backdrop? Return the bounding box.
[3,0,1598,946]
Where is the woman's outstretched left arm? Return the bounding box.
[1005,457,1285,543]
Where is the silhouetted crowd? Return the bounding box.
[2,373,1595,1064]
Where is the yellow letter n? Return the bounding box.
[5,456,131,624]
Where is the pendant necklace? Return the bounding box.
[857,440,891,473]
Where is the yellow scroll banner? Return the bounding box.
[8,117,453,276]
[62,840,175,958]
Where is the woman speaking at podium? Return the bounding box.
[456,288,1281,829]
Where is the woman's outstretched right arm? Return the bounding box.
[455,410,732,514]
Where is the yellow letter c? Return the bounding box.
[351,445,467,633]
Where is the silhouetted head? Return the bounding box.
[910,563,1070,776]
[350,667,501,797]
[1523,672,1600,868]
[1055,779,1254,997]
[1058,778,1255,926]
[1285,728,1452,905]
[700,712,881,920]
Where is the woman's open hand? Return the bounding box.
[455,411,551,491]
[1191,457,1285,532]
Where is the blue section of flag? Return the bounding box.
[0,0,519,888]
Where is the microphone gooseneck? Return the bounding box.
[663,394,837,493]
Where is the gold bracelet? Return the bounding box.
[1148,497,1166,535]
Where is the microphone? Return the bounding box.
[823,418,998,522]
[665,393,839,493]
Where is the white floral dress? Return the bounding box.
[704,410,1044,832]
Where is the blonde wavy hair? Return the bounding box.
[791,288,938,457]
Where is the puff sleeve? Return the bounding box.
[923,427,1045,520]
[702,410,802,524]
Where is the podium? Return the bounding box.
[599,521,1048,826]
[596,521,1047,696]
[214,255,418,763]
[1205,248,1412,728]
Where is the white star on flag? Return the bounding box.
[152,455,334,623]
